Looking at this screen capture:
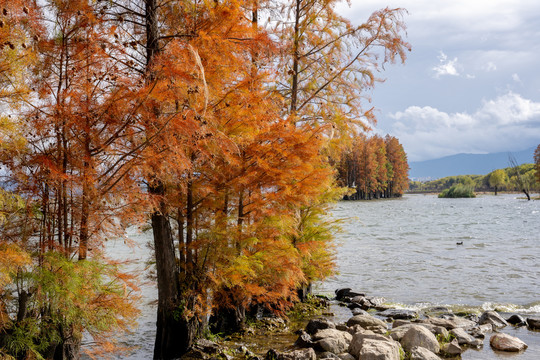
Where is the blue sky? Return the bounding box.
[337,0,540,161]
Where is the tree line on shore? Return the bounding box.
[0,1,409,359]
[336,134,409,200]
[410,153,540,197]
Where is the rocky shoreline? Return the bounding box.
[181,288,540,360]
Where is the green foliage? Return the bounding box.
[411,163,539,193]
[488,169,508,189]
[0,251,139,359]
[438,184,476,198]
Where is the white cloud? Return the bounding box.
[483,62,497,72]
[512,73,522,83]
[388,92,540,161]
[432,51,460,78]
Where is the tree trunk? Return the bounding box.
[150,182,189,359]
[290,0,301,115]
[144,0,199,356]
[53,324,81,360]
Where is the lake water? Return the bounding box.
[102,193,540,359]
[317,193,540,359]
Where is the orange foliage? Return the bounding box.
[338,134,409,199]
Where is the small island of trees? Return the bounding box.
[336,134,409,200]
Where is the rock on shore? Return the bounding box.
[268,288,533,360]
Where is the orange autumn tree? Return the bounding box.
[337,134,409,199]
[385,134,409,197]
[0,1,142,359]
[130,0,338,336]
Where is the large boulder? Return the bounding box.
[489,333,527,352]
[479,311,508,329]
[526,317,540,330]
[348,331,390,357]
[410,346,441,360]
[346,315,387,329]
[305,318,335,335]
[390,323,447,342]
[358,339,401,360]
[400,325,440,354]
[313,329,352,354]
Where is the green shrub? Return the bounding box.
[438,184,476,198]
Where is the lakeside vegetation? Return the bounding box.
[410,163,539,196]
[438,184,476,198]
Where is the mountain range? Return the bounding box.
[409,147,536,180]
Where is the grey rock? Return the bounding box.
[312,329,352,342]
[469,324,493,339]
[506,314,526,326]
[318,352,340,359]
[347,325,364,335]
[489,333,527,352]
[335,288,364,301]
[410,346,441,360]
[313,329,352,354]
[479,311,508,329]
[419,318,456,330]
[440,339,462,356]
[316,339,346,355]
[378,309,418,320]
[306,319,336,335]
[400,325,440,354]
[294,330,314,348]
[451,316,477,329]
[392,320,411,328]
[368,325,389,334]
[526,317,540,330]
[357,338,401,360]
[348,331,392,357]
[346,315,387,329]
[336,323,349,332]
[450,327,479,346]
[266,348,316,360]
[349,296,385,310]
[390,323,447,342]
[351,308,369,316]
[337,353,355,360]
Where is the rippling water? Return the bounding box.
[100,193,540,359]
[318,194,540,309]
[317,193,540,359]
